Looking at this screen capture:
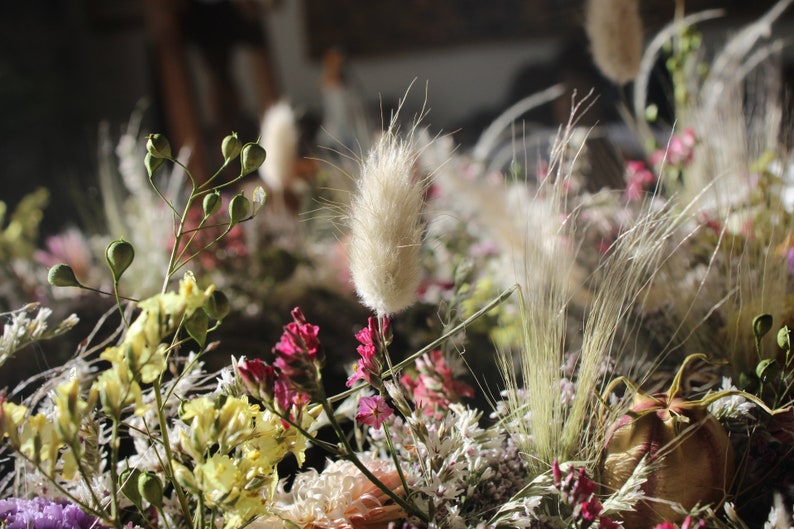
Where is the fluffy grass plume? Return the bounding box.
[585,0,643,85]
[347,110,428,316]
[259,101,298,193]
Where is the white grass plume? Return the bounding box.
[259,101,298,193]
[585,0,644,85]
[347,111,429,316]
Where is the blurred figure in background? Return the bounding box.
[144,0,280,183]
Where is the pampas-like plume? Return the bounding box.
[258,101,298,192]
[348,116,427,316]
[585,0,643,85]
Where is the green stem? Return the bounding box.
[16,452,108,522]
[317,393,428,523]
[329,285,517,404]
[381,421,411,502]
[152,378,193,520]
[108,418,121,524]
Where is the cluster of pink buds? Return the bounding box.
[346,316,389,391]
[236,307,323,421]
[651,517,706,529]
[552,461,619,529]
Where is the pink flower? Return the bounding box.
[236,357,275,402]
[274,307,320,361]
[355,395,393,429]
[346,317,388,388]
[624,160,656,201]
[400,349,474,417]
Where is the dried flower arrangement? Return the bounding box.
[3,1,794,529]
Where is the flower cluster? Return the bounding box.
[0,497,105,529]
[552,461,619,529]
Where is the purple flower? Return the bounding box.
[0,497,105,529]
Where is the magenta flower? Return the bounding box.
[346,317,388,388]
[236,357,276,402]
[552,461,618,529]
[274,307,321,364]
[355,395,393,429]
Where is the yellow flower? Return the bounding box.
[19,414,61,474]
[53,377,89,443]
[194,453,242,508]
[0,401,28,445]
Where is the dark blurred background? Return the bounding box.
[1,0,792,235]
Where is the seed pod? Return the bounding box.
[105,239,135,282]
[144,153,165,177]
[600,390,735,527]
[203,192,222,217]
[221,132,242,161]
[205,290,230,321]
[240,142,266,176]
[146,133,172,159]
[48,264,81,288]
[138,470,164,509]
[228,193,250,226]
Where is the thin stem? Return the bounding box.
[381,421,411,502]
[329,285,517,404]
[152,378,193,520]
[108,419,121,524]
[316,391,428,523]
[15,452,108,522]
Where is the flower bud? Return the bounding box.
[48,264,81,288]
[203,192,222,217]
[105,239,135,282]
[222,132,242,161]
[240,142,266,176]
[146,133,172,159]
[236,357,275,402]
[228,193,250,226]
[205,290,230,321]
[145,153,165,177]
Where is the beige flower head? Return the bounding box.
[348,117,429,316]
[585,0,644,85]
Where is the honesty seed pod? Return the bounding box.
[203,191,222,217]
[48,264,81,288]
[105,239,135,282]
[240,142,266,176]
[146,133,172,159]
[228,193,250,226]
[599,354,740,528]
[221,132,242,161]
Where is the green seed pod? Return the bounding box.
[48,264,81,287]
[145,153,165,177]
[205,290,231,321]
[203,192,222,217]
[138,470,164,509]
[184,309,209,347]
[221,132,242,161]
[146,133,172,159]
[119,467,143,507]
[228,193,250,226]
[106,239,135,282]
[240,142,266,175]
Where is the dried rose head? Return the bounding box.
[599,354,736,528]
